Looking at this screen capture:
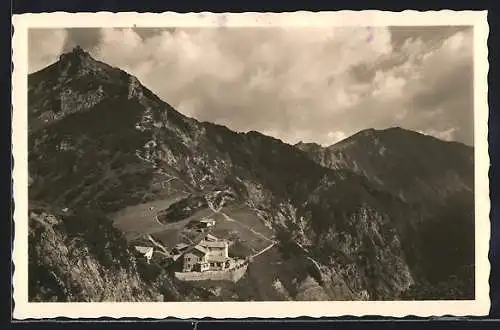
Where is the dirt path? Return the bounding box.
[136,150,278,263]
[135,150,191,195]
[147,234,170,255]
[294,242,323,274]
[251,241,277,259]
[206,193,225,213]
[220,212,274,242]
[153,177,176,189]
[205,193,277,260]
[153,214,162,226]
[205,192,273,241]
[215,208,277,260]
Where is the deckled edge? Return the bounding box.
[11,10,491,320]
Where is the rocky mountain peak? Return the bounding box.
[55,45,118,81]
[67,45,88,56]
[58,45,93,66]
[295,141,323,153]
[327,127,416,151]
[360,128,377,136]
[28,51,475,302]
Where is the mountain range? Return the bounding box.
[27,46,475,302]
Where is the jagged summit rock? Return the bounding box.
[27,50,475,302]
[29,46,169,132]
[71,44,85,54]
[336,127,405,145]
[294,141,323,153]
[295,140,320,148]
[57,45,100,73]
[59,45,91,60]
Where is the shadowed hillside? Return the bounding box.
[27,46,475,301]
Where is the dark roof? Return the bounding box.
[175,243,190,250]
[134,246,154,254]
[205,233,218,241]
[199,240,227,248]
[183,244,207,257]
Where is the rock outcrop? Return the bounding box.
[27,46,475,301]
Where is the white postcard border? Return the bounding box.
[12,10,490,319]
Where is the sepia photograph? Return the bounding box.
[12,11,490,319]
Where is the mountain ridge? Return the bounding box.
[27,46,475,302]
[296,126,473,150]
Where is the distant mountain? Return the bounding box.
[295,127,474,204]
[295,127,475,292]
[27,46,475,302]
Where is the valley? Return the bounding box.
[27,46,475,302]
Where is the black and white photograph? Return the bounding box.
[12,11,490,319]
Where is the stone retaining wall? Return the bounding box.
[174,261,248,282]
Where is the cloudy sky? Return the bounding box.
[28,25,474,146]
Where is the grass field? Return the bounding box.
[222,204,274,238]
[112,191,278,264]
[149,203,274,254]
[111,191,189,239]
[150,207,215,248]
[210,217,270,254]
[111,190,317,301]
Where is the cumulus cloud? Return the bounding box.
[398,28,474,144]
[28,28,68,73]
[27,26,474,146]
[418,127,458,141]
[62,28,102,52]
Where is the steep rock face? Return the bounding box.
[28,206,166,302]
[29,46,129,132]
[27,47,474,301]
[28,47,205,212]
[296,128,475,297]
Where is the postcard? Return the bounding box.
[12,10,490,319]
